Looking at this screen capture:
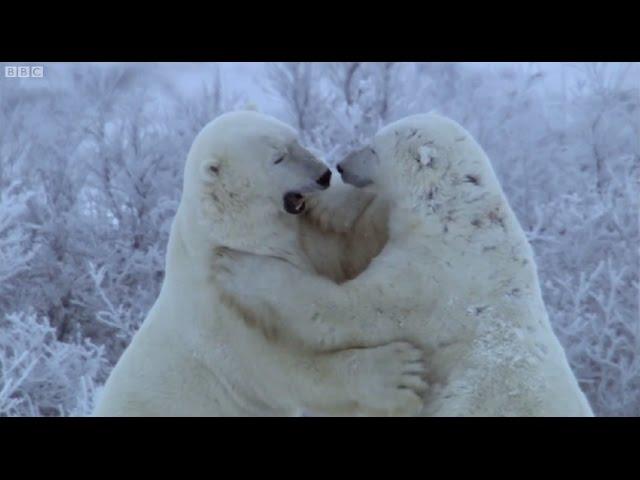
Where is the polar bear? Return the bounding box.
[93,111,427,417]
[215,113,594,416]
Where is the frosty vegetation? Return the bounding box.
[0,62,637,416]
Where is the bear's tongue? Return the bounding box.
[283,192,306,215]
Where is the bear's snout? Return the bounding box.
[336,163,372,188]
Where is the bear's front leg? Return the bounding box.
[340,341,428,416]
[300,342,428,416]
[211,245,362,349]
[211,246,404,351]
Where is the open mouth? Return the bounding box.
[283,191,306,215]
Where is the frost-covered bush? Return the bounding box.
[267,62,404,163]
[0,312,105,416]
[0,183,36,307]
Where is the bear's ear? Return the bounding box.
[201,157,222,182]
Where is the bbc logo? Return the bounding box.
[5,66,44,78]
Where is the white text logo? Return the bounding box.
[5,66,44,78]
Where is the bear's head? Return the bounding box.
[179,110,331,252]
[336,113,499,214]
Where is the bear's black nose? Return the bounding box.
[336,164,344,175]
[315,169,332,189]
